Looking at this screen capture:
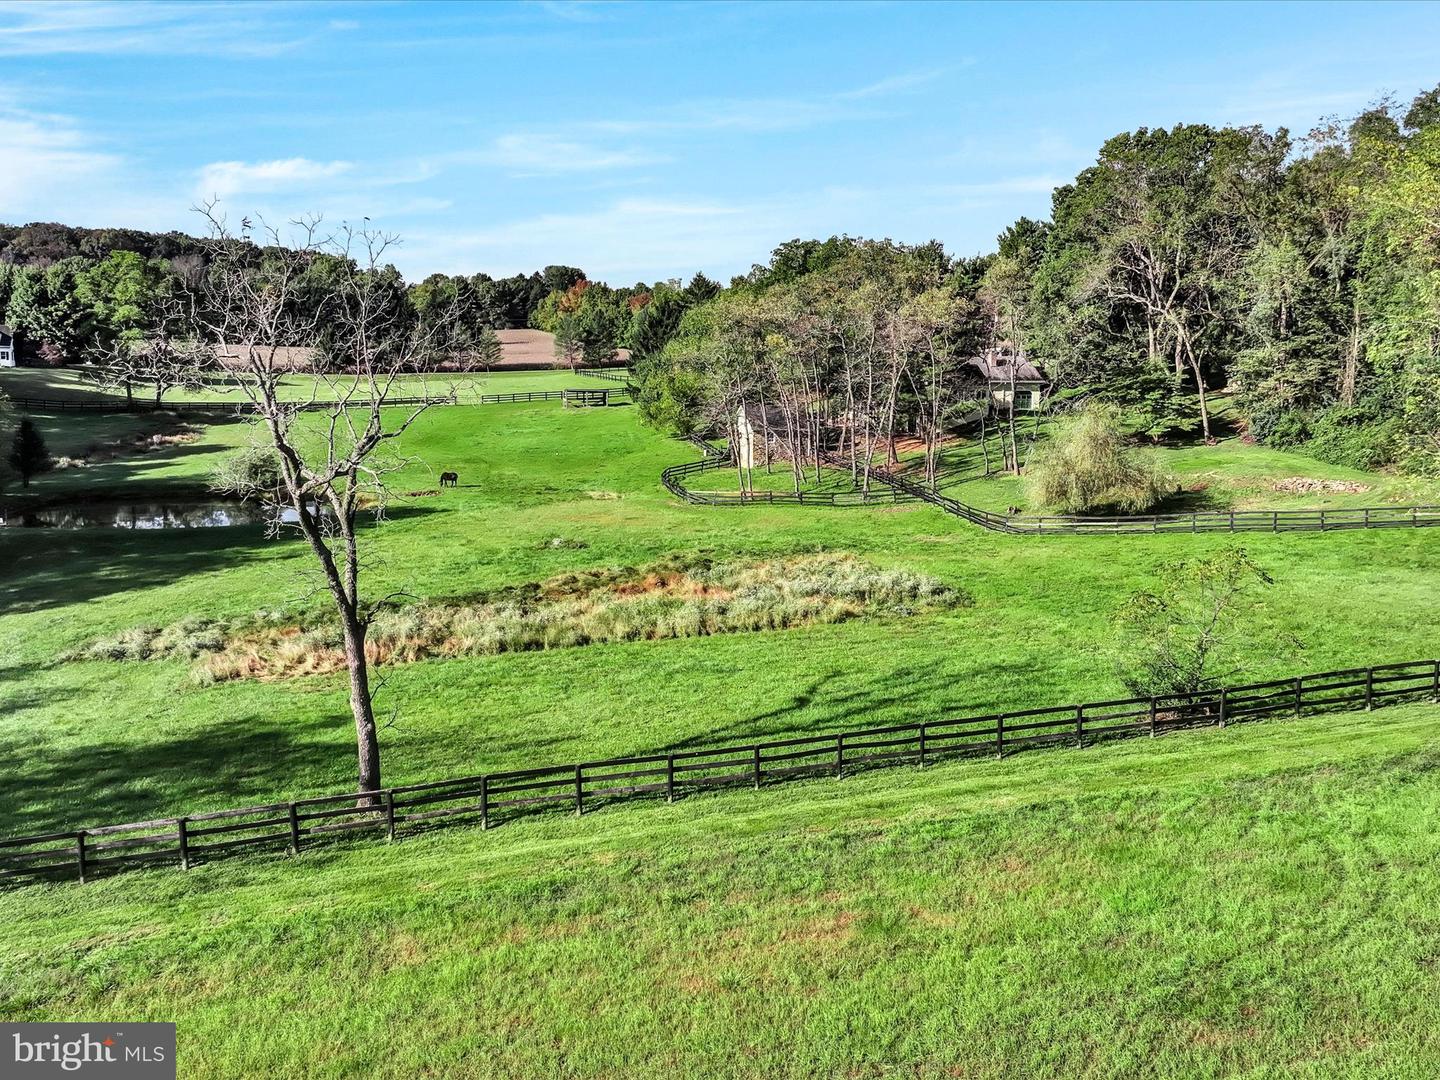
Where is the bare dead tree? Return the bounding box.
[182,204,463,800]
[87,293,217,407]
[900,287,973,488]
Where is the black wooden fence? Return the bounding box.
[8,394,456,414]
[576,369,633,385]
[3,659,1436,889]
[10,387,632,414]
[661,442,1440,535]
[860,458,1440,534]
[661,453,909,507]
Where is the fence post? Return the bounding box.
[835,735,845,779]
[1365,668,1374,711]
[1218,687,1228,728]
[753,746,762,790]
[1074,706,1084,748]
[574,765,584,816]
[1294,677,1303,717]
[918,724,928,766]
[666,756,676,802]
[1148,698,1158,738]
[385,790,396,841]
[288,802,301,854]
[75,831,87,885]
[996,715,1005,759]
[1229,510,1236,533]
[1320,509,1327,531]
[480,776,489,830]
[1433,660,1439,704]
[177,817,190,871]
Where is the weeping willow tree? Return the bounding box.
[1023,402,1171,514]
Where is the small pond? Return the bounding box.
[0,500,304,529]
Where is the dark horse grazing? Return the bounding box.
[440,471,459,488]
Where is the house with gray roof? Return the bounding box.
[961,349,1048,411]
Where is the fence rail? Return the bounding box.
[860,458,1440,534]
[660,448,910,507]
[661,442,1440,535]
[3,658,1436,890]
[576,369,633,384]
[10,387,631,414]
[7,394,457,414]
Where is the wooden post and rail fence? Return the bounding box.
[3,658,1437,890]
[660,440,1440,535]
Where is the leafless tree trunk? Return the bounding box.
[1340,295,1361,407]
[187,206,463,800]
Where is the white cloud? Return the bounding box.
[482,133,666,176]
[196,157,354,199]
[0,92,120,208]
[924,176,1068,200]
[399,190,872,282]
[0,1,314,58]
[835,68,954,101]
[534,1,610,23]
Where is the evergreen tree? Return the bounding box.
[8,418,51,487]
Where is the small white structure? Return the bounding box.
[0,324,15,367]
[735,403,790,468]
[736,406,756,469]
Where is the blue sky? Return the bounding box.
[2,1,1438,283]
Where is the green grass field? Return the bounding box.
[0,365,607,406]
[2,395,1439,1076]
[911,412,1440,514]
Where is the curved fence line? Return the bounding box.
[3,658,1435,889]
[661,449,913,508]
[662,441,1440,535]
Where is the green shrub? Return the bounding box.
[209,445,283,498]
[1304,405,1400,471]
[1113,548,1281,697]
[1249,406,1310,449]
[1023,402,1172,515]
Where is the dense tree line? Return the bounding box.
[0,222,613,368]
[1022,86,1440,474]
[632,85,1440,481]
[631,237,1013,494]
[526,272,721,368]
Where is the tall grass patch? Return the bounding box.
[71,553,969,682]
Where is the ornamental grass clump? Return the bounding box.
[76,554,970,683]
[1024,402,1172,515]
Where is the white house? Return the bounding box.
[0,324,15,367]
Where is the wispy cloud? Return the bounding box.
[482,133,667,176]
[923,176,1069,200]
[0,1,319,58]
[196,158,354,199]
[401,189,871,281]
[534,0,611,23]
[835,67,955,101]
[477,67,949,183]
[0,90,119,207]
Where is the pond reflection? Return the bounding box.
[0,501,307,529]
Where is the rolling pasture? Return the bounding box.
[2,382,1439,1077]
